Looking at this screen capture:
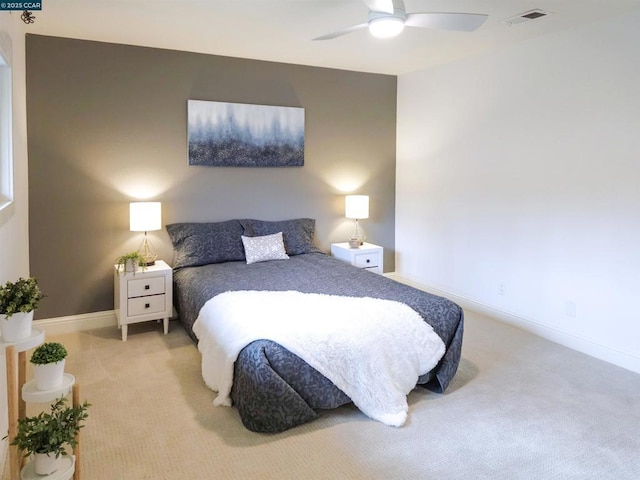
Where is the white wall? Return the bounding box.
[0,15,29,468]
[396,11,640,373]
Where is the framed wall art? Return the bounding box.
[187,100,305,167]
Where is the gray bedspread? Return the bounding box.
[173,252,463,432]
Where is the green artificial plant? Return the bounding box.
[115,251,148,273]
[9,397,90,458]
[30,342,68,365]
[0,277,45,320]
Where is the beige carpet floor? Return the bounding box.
[3,310,640,479]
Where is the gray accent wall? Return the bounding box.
[26,35,397,319]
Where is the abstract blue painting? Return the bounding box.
[188,100,305,167]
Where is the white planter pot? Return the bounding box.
[33,359,66,391]
[125,259,139,273]
[0,311,33,342]
[34,452,61,475]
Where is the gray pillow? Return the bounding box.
[240,218,321,256]
[166,220,246,268]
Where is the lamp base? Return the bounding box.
[138,234,158,267]
[348,220,365,248]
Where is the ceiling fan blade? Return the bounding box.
[313,23,368,41]
[362,0,403,15]
[405,12,488,32]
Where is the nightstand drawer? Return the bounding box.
[128,294,166,317]
[127,277,165,298]
[354,253,379,268]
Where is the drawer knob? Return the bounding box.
[145,303,150,309]
[366,259,370,263]
[145,285,150,290]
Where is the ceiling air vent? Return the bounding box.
[503,9,550,26]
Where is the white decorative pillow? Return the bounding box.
[241,232,290,265]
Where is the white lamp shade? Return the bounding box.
[345,195,369,220]
[130,202,162,232]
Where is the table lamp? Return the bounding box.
[345,195,369,248]
[130,202,161,266]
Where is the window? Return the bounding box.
[0,31,12,218]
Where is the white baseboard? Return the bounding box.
[34,310,118,336]
[388,273,640,375]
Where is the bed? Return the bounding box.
[167,218,463,433]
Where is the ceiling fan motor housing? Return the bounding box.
[368,8,406,23]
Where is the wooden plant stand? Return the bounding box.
[3,330,82,480]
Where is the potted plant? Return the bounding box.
[31,342,68,391]
[115,251,148,274]
[0,277,45,342]
[9,397,90,475]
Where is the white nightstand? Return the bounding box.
[331,242,384,274]
[114,260,173,341]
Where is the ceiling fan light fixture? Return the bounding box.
[368,17,405,38]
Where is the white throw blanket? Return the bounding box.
[192,290,445,427]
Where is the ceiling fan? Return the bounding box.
[313,0,488,41]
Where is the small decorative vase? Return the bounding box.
[33,359,66,391]
[0,311,33,342]
[34,452,60,475]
